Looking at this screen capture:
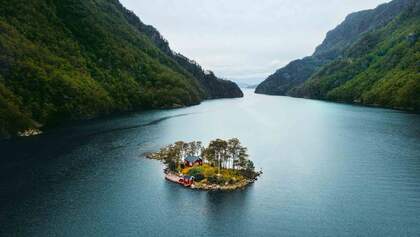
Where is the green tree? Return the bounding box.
[208,139,228,173]
[237,146,249,170]
[227,138,242,169]
[0,0,242,139]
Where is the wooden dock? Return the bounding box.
[165,172,192,187]
[165,173,182,183]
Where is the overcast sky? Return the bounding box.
[120,0,389,84]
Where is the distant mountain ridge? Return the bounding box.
[121,7,243,99]
[0,0,242,138]
[313,0,416,59]
[256,0,419,111]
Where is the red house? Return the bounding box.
[184,156,203,167]
[179,175,195,187]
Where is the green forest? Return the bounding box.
[289,6,420,110]
[257,0,419,112]
[0,0,242,138]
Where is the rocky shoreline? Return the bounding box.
[18,128,43,137]
[191,178,258,191]
[148,139,261,192]
[164,170,261,192]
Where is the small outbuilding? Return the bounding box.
[184,156,203,167]
[179,175,195,187]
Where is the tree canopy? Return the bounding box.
[0,0,242,138]
[151,138,259,180]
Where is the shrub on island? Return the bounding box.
[150,138,261,190]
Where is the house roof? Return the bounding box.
[184,156,202,163]
[183,175,194,180]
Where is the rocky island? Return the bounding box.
[147,138,261,191]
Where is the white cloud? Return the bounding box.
[120,0,390,84]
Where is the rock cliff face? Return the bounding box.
[289,1,420,110]
[0,0,242,138]
[313,0,416,59]
[256,0,416,100]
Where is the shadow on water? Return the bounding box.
[2,91,420,237]
[203,186,255,236]
[77,113,193,139]
[0,112,194,209]
[161,178,255,236]
[0,113,194,165]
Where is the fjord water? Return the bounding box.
[1,90,420,237]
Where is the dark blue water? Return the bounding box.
[1,90,420,237]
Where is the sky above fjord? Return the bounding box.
[120,0,389,84]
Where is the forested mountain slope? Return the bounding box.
[255,0,418,111]
[0,0,242,138]
[289,3,420,110]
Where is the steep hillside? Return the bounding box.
[256,0,415,97]
[121,8,243,99]
[0,0,242,138]
[290,3,420,110]
[254,57,325,95]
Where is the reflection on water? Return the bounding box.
[1,90,420,236]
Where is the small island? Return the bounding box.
[147,138,261,191]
